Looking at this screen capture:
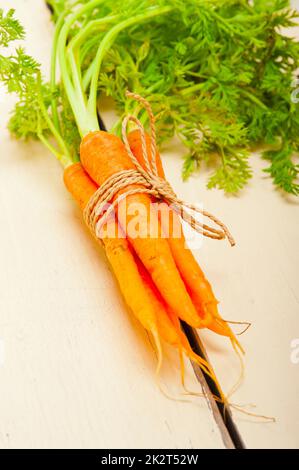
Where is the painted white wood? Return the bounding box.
[0,0,225,450]
[0,0,298,449]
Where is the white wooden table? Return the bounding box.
[0,0,298,449]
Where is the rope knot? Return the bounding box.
[148,175,176,200]
[84,91,235,247]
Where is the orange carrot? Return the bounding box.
[80,131,203,329]
[64,163,159,340]
[133,251,225,389]
[127,130,242,344]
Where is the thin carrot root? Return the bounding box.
[224,319,252,336]
[178,347,229,406]
[178,349,206,399]
[227,340,245,399]
[151,328,163,377]
[180,370,275,423]
[165,306,228,402]
[229,404,276,423]
[209,316,247,398]
[152,329,193,403]
[179,347,186,389]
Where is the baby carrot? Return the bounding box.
[127,130,242,345]
[80,131,203,329]
[63,163,159,340]
[134,252,224,387]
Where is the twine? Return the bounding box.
[84,91,235,246]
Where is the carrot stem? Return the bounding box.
[36,73,73,165]
[87,6,173,118]
[57,0,106,135]
[37,133,66,165]
[49,5,76,133]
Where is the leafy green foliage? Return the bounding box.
[79,0,298,194]
[8,79,52,140]
[263,145,299,195]
[2,1,299,193]
[0,47,40,96]
[207,150,252,194]
[0,8,24,46]
[0,8,73,165]
[0,8,47,139]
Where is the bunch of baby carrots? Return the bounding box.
[64,99,245,391]
[1,4,245,402]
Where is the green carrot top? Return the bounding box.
[1,1,299,194]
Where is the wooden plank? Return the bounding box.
[0,0,225,449]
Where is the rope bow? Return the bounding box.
[84,91,235,246]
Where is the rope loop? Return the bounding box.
[84,91,235,247]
